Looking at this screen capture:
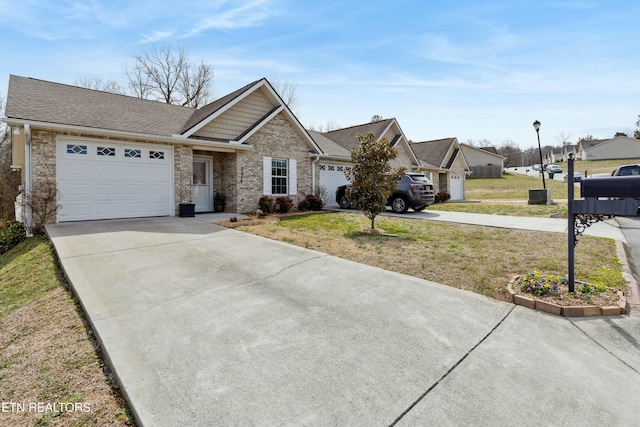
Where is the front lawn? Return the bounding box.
[0,236,134,426]
[230,212,623,301]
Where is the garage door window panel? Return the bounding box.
[67,144,87,155]
[125,148,141,158]
[97,146,115,156]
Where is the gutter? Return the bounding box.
[2,118,253,152]
[24,124,32,236]
[311,154,320,193]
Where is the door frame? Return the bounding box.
[192,156,213,213]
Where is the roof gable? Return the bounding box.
[180,79,265,135]
[412,138,456,167]
[323,119,395,152]
[318,118,419,165]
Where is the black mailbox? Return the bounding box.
[581,176,640,198]
[575,175,640,216]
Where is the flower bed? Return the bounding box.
[507,272,626,317]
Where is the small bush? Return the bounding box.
[276,196,294,213]
[258,196,276,214]
[0,220,26,254]
[297,198,309,211]
[298,194,324,211]
[435,192,451,203]
[306,194,324,210]
[24,179,61,235]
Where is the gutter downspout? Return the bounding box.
[311,155,320,194]
[23,124,32,236]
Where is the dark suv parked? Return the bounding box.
[336,173,436,213]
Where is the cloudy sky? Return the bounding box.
[1,0,638,149]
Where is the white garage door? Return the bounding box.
[449,174,465,200]
[57,139,172,222]
[320,163,351,207]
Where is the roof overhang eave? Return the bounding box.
[3,118,253,151]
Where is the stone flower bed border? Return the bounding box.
[507,276,627,317]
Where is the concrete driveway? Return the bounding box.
[47,217,640,426]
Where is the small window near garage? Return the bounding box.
[337,166,344,172]
[149,150,165,160]
[320,164,326,171]
[97,146,116,156]
[125,148,141,158]
[271,159,288,195]
[328,165,335,171]
[67,144,87,155]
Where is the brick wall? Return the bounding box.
[235,112,314,213]
[174,144,193,214]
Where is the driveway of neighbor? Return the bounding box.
[47,217,640,426]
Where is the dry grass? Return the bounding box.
[556,158,640,175]
[463,172,568,200]
[226,212,623,302]
[0,236,133,426]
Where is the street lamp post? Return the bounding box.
[533,120,546,189]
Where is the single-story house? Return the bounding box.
[459,144,504,178]
[4,75,324,222]
[411,138,470,201]
[576,136,640,161]
[563,144,578,162]
[308,119,467,206]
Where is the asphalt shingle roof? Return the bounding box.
[323,119,395,152]
[307,130,351,157]
[5,75,195,137]
[411,138,456,168]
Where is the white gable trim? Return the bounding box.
[232,105,284,144]
[387,119,421,166]
[181,80,271,138]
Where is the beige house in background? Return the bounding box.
[459,144,504,178]
[411,138,470,201]
[576,136,640,160]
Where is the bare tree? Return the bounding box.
[75,77,125,94]
[124,65,153,99]
[269,77,300,112]
[0,94,21,223]
[497,140,522,167]
[127,44,213,108]
[371,114,383,122]
[556,132,572,146]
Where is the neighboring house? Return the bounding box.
[309,118,426,207]
[411,138,471,201]
[576,136,640,160]
[575,139,606,160]
[563,144,578,162]
[3,75,323,223]
[460,144,504,178]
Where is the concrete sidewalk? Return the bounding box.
[47,217,640,426]
[384,209,626,241]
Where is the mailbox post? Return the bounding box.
[567,154,640,292]
[567,155,575,291]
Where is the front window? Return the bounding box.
[271,159,288,195]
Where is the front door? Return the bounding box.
[192,157,213,212]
